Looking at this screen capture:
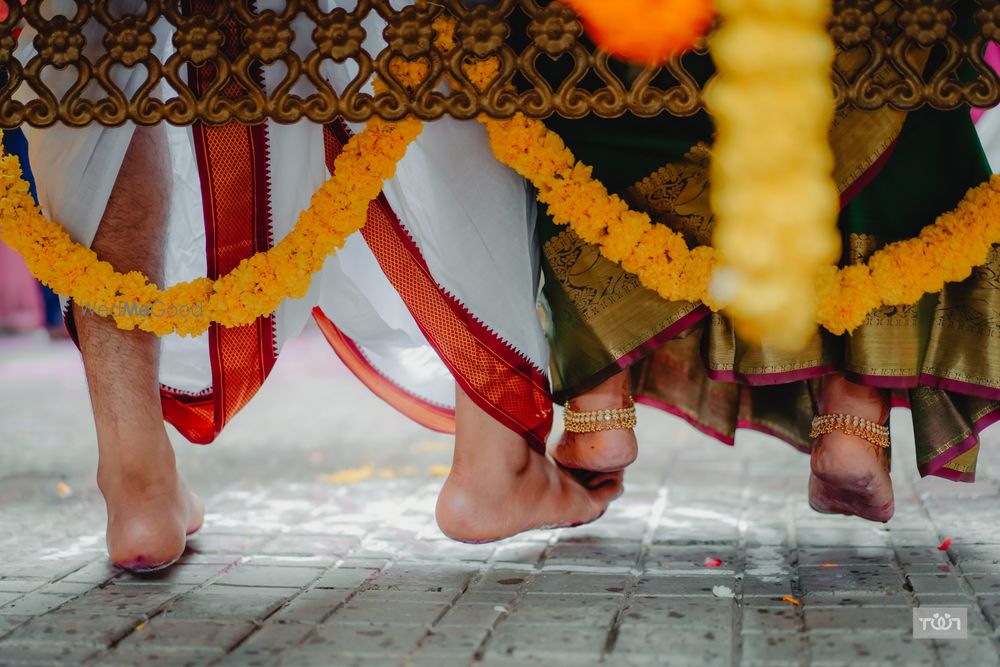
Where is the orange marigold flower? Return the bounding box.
[564,0,714,65]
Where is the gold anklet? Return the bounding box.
[564,395,637,434]
[810,413,890,449]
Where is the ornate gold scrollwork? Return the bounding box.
[0,0,997,127]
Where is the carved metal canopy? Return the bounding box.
[0,0,998,128]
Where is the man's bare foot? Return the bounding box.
[436,386,623,543]
[98,433,204,571]
[552,370,638,473]
[809,375,893,523]
[69,124,200,571]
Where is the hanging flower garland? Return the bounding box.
[2,3,1000,342]
[0,111,422,336]
[476,107,1000,336]
[705,0,841,348]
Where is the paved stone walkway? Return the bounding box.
[1,329,1000,666]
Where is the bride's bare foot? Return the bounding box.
[436,386,623,543]
[809,375,893,523]
[552,370,638,473]
[98,433,204,572]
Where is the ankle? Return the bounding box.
[820,375,888,421]
[97,450,177,495]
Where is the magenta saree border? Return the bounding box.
[636,395,736,446]
[709,365,836,387]
[917,407,1000,482]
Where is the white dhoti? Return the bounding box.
[13,1,553,447]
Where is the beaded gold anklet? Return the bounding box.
[810,413,890,449]
[564,396,637,434]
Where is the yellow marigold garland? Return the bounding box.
[479,113,720,310]
[0,112,422,336]
[705,0,840,349]
[2,4,1000,343]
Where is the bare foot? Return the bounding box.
[98,434,204,572]
[436,386,623,543]
[809,375,893,523]
[552,370,638,473]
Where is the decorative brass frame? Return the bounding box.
[1,0,998,128]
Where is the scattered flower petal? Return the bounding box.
[704,557,723,568]
[319,465,374,485]
[56,482,72,498]
[782,595,801,606]
[412,441,450,453]
[938,538,952,551]
[712,585,734,599]
[819,563,839,568]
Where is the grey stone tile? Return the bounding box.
[258,534,358,557]
[0,581,41,594]
[526,572,630,595]
[330,596,451,626]
[116,563,229,587]
[161,587,297,622]
[269,588,353,624]
[798,565,905,597]
[0,592,75,616]
[60,560,123,585]
[906,573,965,596]
[485,623,607,659]
[806,633,935,664]
[415,625,491,656]
[470,570,532,593]
[933,637,1000,666]
[622,596,734,630]
[305,621,429,654]
[966,573,1000,596]
[803,606,913,633]
[739,633,805,665]
[740,605,800,633]
[611,624,731,663]
[492,542,548,566]
[95,646,223,666]
[184,533,269,555]
[367,564,477,593]
[116,618,256,651]
[1,611,140,648]
[436,602,509,627]
[312,567,377,590]
[0,615,30,640]
[0,642,100,665]
[544,542,642,569]
[632,574,735,597]
[57,584,184,617]
[504,593,620,627]
[798,547,894,567]
[213,564,324,589]
[213,622,315,667]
